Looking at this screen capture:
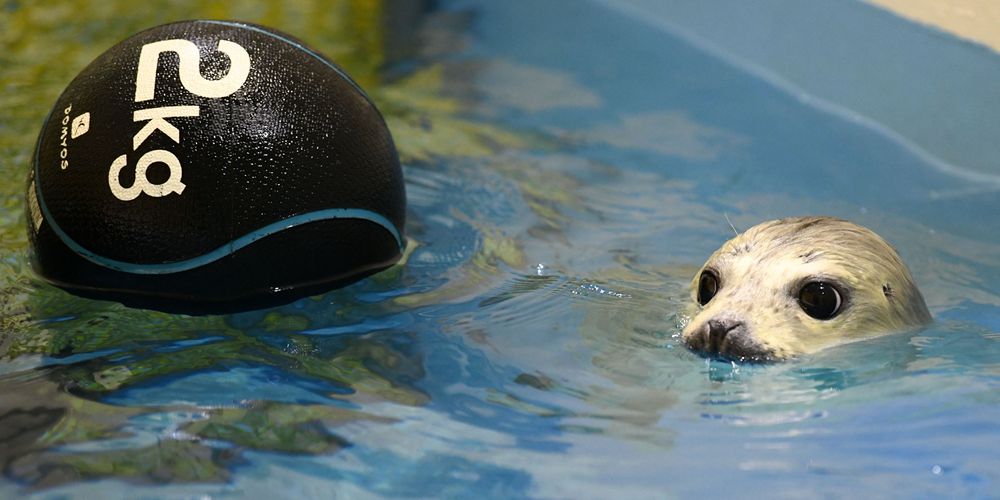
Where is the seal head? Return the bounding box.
[682,217,931,361]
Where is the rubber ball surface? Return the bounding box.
[27,20,406,314]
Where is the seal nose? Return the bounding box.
[683,316,773,361]
[706,318,743,353]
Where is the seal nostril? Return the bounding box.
[707,319,742,353]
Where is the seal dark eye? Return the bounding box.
[798,281,842,320]
[697,270,719,306]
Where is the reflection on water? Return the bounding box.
[2,0,999,497]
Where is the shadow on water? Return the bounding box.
[0,282,428,486]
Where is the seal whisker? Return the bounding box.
[724,212,740,236]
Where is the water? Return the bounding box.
[2,1,999,498]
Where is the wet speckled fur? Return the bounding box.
[682,217,932,361]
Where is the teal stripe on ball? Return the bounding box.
[35,177,403,275]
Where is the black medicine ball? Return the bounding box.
[27,20,406,314]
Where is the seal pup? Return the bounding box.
[682,216,931,362]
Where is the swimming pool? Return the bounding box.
[1,0,998,498]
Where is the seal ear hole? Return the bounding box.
[697,270,719,306]
[798,281,842,320]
